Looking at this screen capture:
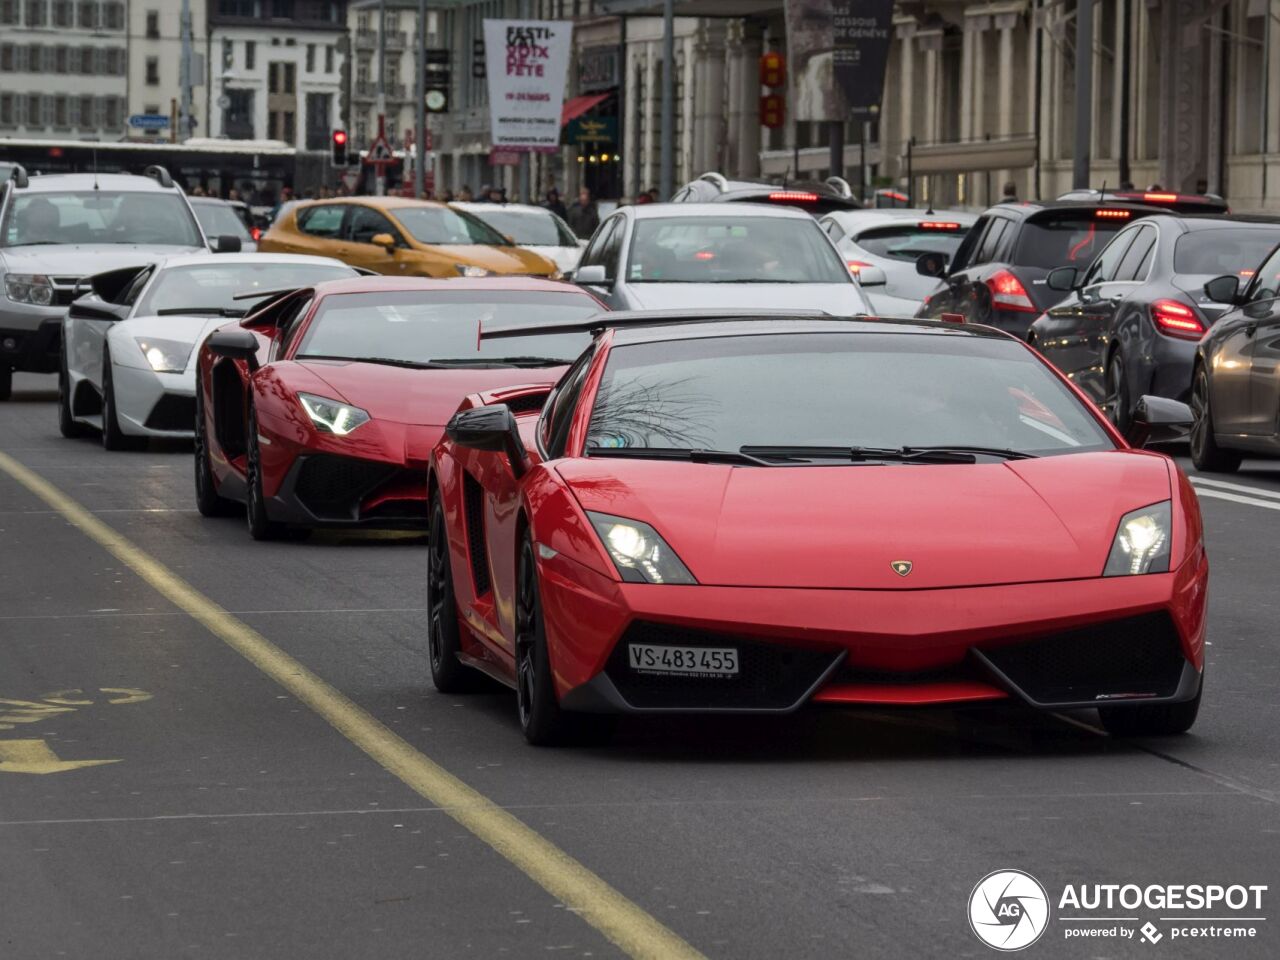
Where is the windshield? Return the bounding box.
[192,202,252,242]
[586,332,1113,456]
[1174,228,1280,276]
[1013,213,1131,269]
[627,216,851,284]
[466,208,577,247]
[394,206,509,246]
[136,262,355,315]
[295,290,600,364]
[1,192,203,248]
[853,224,969,262]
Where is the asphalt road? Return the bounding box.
[1,370,1277,960]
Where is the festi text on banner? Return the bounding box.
[483,19,574,152]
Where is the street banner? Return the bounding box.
[483,19,574,152]
[785,0,895,122]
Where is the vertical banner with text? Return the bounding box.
[483,19,574,152]
[785,0,894,122]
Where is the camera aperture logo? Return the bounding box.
[969,869,1050,951]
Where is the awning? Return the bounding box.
[562,93,611,128]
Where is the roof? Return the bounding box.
[155,252,351,269]
[822,208,979,227]
[9,172,178,193]
[292,196,446,212]
[606,315,1014,346]
[452,202,554,216]
[306,275,595,297]
[630,201,818,221]
[983,199,1170,219]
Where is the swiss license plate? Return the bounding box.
[628,643,739,678]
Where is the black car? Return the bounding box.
[1030,216,1280,430]
[915,201,1166,335]
[1190,241,1280,472]
[670,173,860,215]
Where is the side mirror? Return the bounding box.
[207,328,260,372]
[1046,266,1080,292]
[856,264,887,287]
[445,404,528,478]
[68,295,130,323]
[370,232,397,252]
[915,251,948,279]
[1125,395,1193,448]
[1204,274,1243,306]
[574,264,610,287]
[214,234,242,253]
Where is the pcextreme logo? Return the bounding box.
[968,869,1050,951]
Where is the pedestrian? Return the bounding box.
[1195,178,1210,196]
[1001,181,1018,202]
[458,185,474,201]
[191,185,206,197]
[269,186,293,223]
[566,187,600,239]
[1119,181,1136,191]
[647,187,660,203]
[543,188,568,218]
[635,191,652,205]
[442,188,455,203]
[228,187,241,203]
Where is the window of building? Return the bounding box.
[217,0,256,15]
[0,45,13,73]
[27,44,43,72]
[224,88,254,139]
[79,45,94,73]
[305,44,315,73]
[145,9,158,38]
[0,0,17,25]
[283,62,295,93]
[107,46,123,74]
[26,93,44,127]
[53,0,72,27]
[77,0,94,29]
[245,40,256,70]
[102,0,122,29]
[79,94,94,126]
[0,93,14,125]
[146,56,159,85]
[222,38,233,70]
[53,44,66,72]
[304,91,330,151]
[271,109,295,143]
[102,95,121,129]
[270,0,293,17]
[324,44,334,73]
[53,94,68,127]
[26,0,47,28]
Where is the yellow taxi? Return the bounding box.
[259,197,559,278]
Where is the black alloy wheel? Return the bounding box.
[427,497,482,693]
[0,364,11,401]
[1189,364,1242,473]
[244,403,285,540]
[194,388,233,516]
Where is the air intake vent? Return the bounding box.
[463,471,491,595]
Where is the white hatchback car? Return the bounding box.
[59,253,357,449]
[451,201,585,275]
[818,209,978,308]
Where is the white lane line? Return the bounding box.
[1191,488,1280,512]
[1189,476,1280,501]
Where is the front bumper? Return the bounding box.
[540,546,1208,715]
[0,316,62,373]
[110,364,198,437]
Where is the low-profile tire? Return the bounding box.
[0,364,13,401]
[101,352,144,451]
[58,351,88,438]
[1099,680,1202,737]
[427,496,483,693]
[193,389,234,517]
[1104,349,1132,433]
[514,532,577,745]
[1189,364,1242,473]
[244,402,286,541]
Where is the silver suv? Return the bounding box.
[0,165,212,400]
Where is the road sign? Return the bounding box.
[128,114,170,130]
[425,87,449,114]
[340,170,359,191]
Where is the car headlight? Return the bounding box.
[455,264,492,278]
[4,273,54,306]
[1104,501,1171,576]
[586,511,697,585]
[134,337,193,373]
[298,392,370,436]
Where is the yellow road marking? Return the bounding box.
[0,698,76,730]
[0,739,120,775]
[99,687,152,705]
[0,451,705,960]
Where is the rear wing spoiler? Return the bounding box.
[479,308,837,341]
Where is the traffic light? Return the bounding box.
[331,129,348,166]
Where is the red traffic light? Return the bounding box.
[332,130,347,145]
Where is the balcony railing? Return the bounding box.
[354,29,406,49]
[353,81,407,101]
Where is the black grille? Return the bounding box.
[979,612,1187,705]
[606,621,841,710]
[463,472,491,595]
[506,392,548,414]
[294,455,396,520]
[144,393,196,431]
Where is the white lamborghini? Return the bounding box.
[59,253,357,449]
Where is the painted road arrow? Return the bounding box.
[0,739,121,775]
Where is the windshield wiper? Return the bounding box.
[901,445,1038,461]
[483,355,569,367]
[741,445,1037,463]
[586,446,782,466]
[297,355,452,369]
[157,307,245,316]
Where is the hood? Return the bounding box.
[558,451,1171,589]
[525,245,583,274]
[419,243,557,276]
[623,282,870,313]
[0,244,200,276]
[295,359,566,425]
[119,312,230,344]
[863,288,924,318]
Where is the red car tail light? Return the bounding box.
[250,226,262,241]
[1150,299,1205,339]
[846,259,872,275]
[1095,208,1132,219]
[1143,192,1179,203]
[987,270,1037,313]
[769,191,819,202]
[919,221,961,230]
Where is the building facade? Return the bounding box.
[127,0,209,141]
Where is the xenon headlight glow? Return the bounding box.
[298,392,370,436]
[1104,500,1172,576]
[454,264,492,278]
[586,511,696,585]
[4,273,54,306]
[134,337,193,373]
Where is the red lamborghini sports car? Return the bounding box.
[193,276,605,539]
[426,312,1208,745]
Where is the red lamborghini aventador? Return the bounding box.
[427,311,1208,745]
[192,276,605,539]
